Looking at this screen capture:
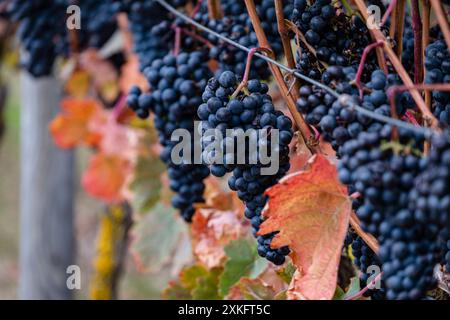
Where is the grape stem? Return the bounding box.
[189,0,203,18]
[422,0,431,111]
[350,213,379,253]
[394,0,406,58]
[112,94,127,120]
[403,110,421,127]
[353,40,385,99]
[231,47,272,99]
[353,0,439,130]
[345,272,384,300]
[430,0,450,49]
[173,27,182,56]
[350,192,361,199]
[411,0,423,84]
[285,20,329,70]
[178,27,214,48]
[381,0,397,27]
[388,83,450,115]
[207,0,222,20]
[274,0,300,102]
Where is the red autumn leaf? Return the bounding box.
[258,154,351,300]
[82,153,131,203]
[49,98,101,149]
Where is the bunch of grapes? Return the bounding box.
[117,0,179,70]
[6,0,69,77]
[194,0,292,80]
[77,0,120,50]
[425,40,450,126]
[198,71,293,264]
[292,0,375,81]
[351,236,386,300]
[128,50,212,221]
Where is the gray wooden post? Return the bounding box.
[19,72,75,300]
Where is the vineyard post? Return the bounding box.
[19,73,75,299]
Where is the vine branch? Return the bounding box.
[274,0,300,101]
[411,0,423,84]
[244,0,315,153]
[207,0,222,20]
[353,0,439,130]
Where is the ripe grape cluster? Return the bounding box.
[5,0,121,77]
[116,0,184,70]
[425,40,450,126]
[6,0,68,77]
[128,51,212,221]
[292,0,375,81]
[77,0,120,50]
[194,0,292,80]
[351,236,386,300]
[198,71,293,264]
[404,133,450,290]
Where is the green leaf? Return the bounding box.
[181,265,209,292]
[130,154,165,213]
[131,203,191,273]
[276,262,296,284]
[164,265,223,300]
[163,281,192,300]
[332,286,345,300]
[219,238,268,296]
[191,268,223,300]
[343,277,361,300]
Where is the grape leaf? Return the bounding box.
[219,238,268,296]
[129,154,165,213]
[342,277,362,300]
[131,203,192,273]
[191,209,248,269]
[163,282,191,300]
[120,55,148,93]
[259,154,351,300]
[192,268,223,300]
[163,265,223,300]
[49,98,101,149]
[226,278,278,300]
[275,262,296,284]
[65,70,90,98]
[81,153,130,203]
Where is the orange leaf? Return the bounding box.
[120,55,148,93]
[82,153,130,203]
[259,154,351,300]
[65,70,90,98]
[49,98,101,149]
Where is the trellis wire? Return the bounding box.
[155,0,436,138]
